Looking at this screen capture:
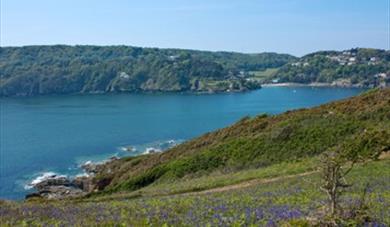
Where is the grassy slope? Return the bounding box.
[89,158,318,201]
[1,158,389,226]
[247,68,279,82]
[92,88,390,195]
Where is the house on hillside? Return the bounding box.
[374,73,389,88]
[119,72,130,79]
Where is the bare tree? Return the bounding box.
[319,151,354,216]
[318,129,389,222]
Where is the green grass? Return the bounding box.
[249,68,279,78]
[2,158,389,226]
[89,158,317,201]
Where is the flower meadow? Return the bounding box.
[1,160,389,226]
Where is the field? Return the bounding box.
[1,158,389,226]
[248,68,279,81]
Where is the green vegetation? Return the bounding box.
[247,68,279,82]
[272,48,390,87]
[1,88,389,226]
[1,158,389,226]
[1,46,388,96]
[88,158,318,201]
[91,88,390,196]
[0,45,295,96]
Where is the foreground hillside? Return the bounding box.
[89,88,390,196]
[0,45,294,96]
[1,156,389,226]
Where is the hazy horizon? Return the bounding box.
[1,0,389,56]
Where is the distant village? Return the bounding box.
[287,50,389,88]
[290,50,385,67]
[325,50,383,66]
[101,51,390,89]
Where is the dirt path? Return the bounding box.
[184,171,318,196]
[183,154,390,196]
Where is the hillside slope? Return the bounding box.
[269,48,390,87]
[0,45,295,96]
[91,88,390,195]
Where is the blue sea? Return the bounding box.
[0,87,365,199]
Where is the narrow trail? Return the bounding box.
[182,153,390,196]
[183,171,318,196]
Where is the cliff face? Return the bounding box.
[0,45,294,96]
[88,88,390,196]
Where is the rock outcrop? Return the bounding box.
[25,174,86,200]
[25,157,121,200]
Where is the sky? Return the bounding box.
[1,0,389,56]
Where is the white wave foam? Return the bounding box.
[143,147,162,154]
[84,160,92,166]
[79,160,104,168]
[75,172,90,178]
[24,172,67,190]
[119,146,137,152]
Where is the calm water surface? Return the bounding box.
[0,87,365,199]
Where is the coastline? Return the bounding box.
[22,139,183,200]
[261,82,365,88]
[0,87,261,98]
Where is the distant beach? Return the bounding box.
[261,82,364,88]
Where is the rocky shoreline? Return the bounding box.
[25,175,86,200]
[25,157,118,200]
[24,140,183,200]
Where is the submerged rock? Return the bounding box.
[123,146,135,152]
[110,156,119,161]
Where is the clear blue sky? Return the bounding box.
[1,0,389,56]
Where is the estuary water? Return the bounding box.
[0,87,365,199]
